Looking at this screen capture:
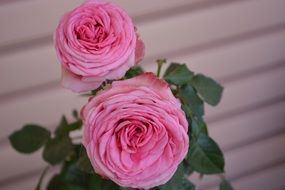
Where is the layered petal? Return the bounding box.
[81,73,189,189]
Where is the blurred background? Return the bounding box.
[0,0,285,189]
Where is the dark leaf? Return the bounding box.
[160,164,196,190]
[69,120,83,131]
[183,160,194,176]
[190,74,223,106]
[220,180,234,190]
[180,179,196,190]
[43,136,73,165]
[62,184,86,190]
[101,180,121,190]
[47,174,86,190]
[55,116,69,137]
[187,134,224,174]
[72,110,79,119]
[47,174,65,190]
[64,164,89,186]
[63,183,87,190]
[160,164,183,190]
[76,147,94,174]
[9,124,50,154]
[164,63,194,85]
[191,118,208,139]
[179,85,204,118]
[55,116,82,137]
[88,174,120,190]
[88,174,103,190]
[125,66,144,79]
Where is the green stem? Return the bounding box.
[156,59,166,78]
[35,166,50,190]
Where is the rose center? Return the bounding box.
[75,21,107,43]
[117,120,150,153]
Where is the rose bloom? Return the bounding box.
[81,73,189,189]
[55,0,144,92]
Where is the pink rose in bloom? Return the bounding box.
[55,0,145,92]
[81,73,189,189]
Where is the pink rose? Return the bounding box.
[81,73,189,189]
[55,0,145,93]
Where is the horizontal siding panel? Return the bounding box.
[205,163,285,190]
[1,0,284,51]
[0,149,44,184]
[0,88,86,140]
[209,99,285,151]
[0,0,205,46]
[1,26,285,96]
[173,29,285,80]
[0,46,60,95]
[1,175,38,190]
[141,0,285,61]
[0,167,59,190]
[229,163,285,190]
[205,65,285,120]
[190,133,285,189]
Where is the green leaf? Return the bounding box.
[164,63,194,85]
[43,136,73,165]
[160,164,184,190]
[69,120,83,131]
[47,174,86,190]
[72,110,79,119]
[64,164,89,186]
[101,180,121,190]
[88,174,102,190]
[125,66,144,79]
[88,174,120,190]
[220,180,234,190]
[47,174,65,190]
[55,116,68,137]
[62,185,86,190]
[190,74,223,106]
[76,147,94,174]
[179,85,204,118]
[55,116,82,137]
[191,118,208,138]
[160,164,196,190]
[182,160,194,176]
[187,134,224,174]
[9,124,50,154]
[180,179,196,190]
